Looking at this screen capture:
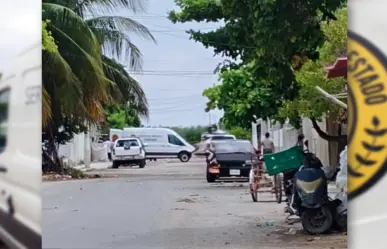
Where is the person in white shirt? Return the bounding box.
[261,132,275,154]
[103,138,113,161]
[260,132,275,192]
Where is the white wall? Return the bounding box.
[251,118,329,166]
[302,118,330,166]
[58,124,98,167]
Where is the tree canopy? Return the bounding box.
[169,0,346,129]
[278,7,347,123]
[42,0,155,171]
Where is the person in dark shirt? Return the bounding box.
[296,134,305,149]
[283,134,306,198]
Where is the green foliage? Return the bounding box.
[228,127,251,141]
[169,0,346,129]
[170,126,208,144]
[105,104,141,129]
[42,0,155,172]
[42,0,154,137]
[278,7,347,123]
[42,20,58,53]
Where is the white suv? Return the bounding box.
[112,137,147,168]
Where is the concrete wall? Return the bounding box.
[302,118,330,167]
[252,118,329,166]
[252,119,299,152]
[58,124,99,167]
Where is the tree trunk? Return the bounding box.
[310,118,347,143]
[42,123,63,174]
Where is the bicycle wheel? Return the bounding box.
[250,184,258,202]
[274,174,283,203]
[250,168,260,202]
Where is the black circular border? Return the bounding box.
[348,31,387,200]
[347,85,356,145]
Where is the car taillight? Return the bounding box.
[112,149,115,155]
[140,148,143,154]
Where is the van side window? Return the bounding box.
[0,89,10,150]
[168,134,184,146]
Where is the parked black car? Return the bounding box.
[206,140,258,182]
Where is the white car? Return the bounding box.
[112,138,147,168]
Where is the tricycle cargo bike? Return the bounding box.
[249,146,303,203]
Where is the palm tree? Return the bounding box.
[42,0,155,171]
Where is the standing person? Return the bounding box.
[296,134,305,150]
[103,138,113,162]
[283,133,305,200]
[260,132,275,192]
[205,143,216,165]
[261,132,275,154]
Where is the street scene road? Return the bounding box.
[42,158,346,249]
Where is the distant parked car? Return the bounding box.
[205,140,258,182]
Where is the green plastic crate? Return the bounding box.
[263,146,304,176]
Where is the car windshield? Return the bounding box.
[213,141,255,154]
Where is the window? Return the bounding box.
[168,134,184,146]
[0,89,10,151]
[116,139,139,147]
[211,136,234,141]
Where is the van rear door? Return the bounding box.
[114,139,141,157]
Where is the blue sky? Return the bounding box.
[126,0,224,127]
[0,0,224,128]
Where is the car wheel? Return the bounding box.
[139,159,146,168]
[112,161,119,169]
[178,151,191,162]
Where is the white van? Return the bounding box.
[121,127,195,162]
[0,44,41,248]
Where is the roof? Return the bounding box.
[324,57,347,78]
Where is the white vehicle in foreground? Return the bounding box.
[0,44,41,248]
[112,137,147,168]
[117,127,195,162]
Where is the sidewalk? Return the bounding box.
[72,161,111,172]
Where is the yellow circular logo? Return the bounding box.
[348,31,387,199]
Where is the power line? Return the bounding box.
[132,70,214,73]
[150,103,205,113]
[131,73,216,77]
[147,94,202,101]
[154,31,257,49]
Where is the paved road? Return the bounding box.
[42,159,346,249]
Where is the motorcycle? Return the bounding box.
[287,140,343,234]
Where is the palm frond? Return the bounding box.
[91,27,143,70]
[42,87,52,128]
[43,3,102,58]
[44,0,148,17]
[102,55,148,117]
[87,16,156,70]
[43,50,87,125]
[77,0,148,17]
